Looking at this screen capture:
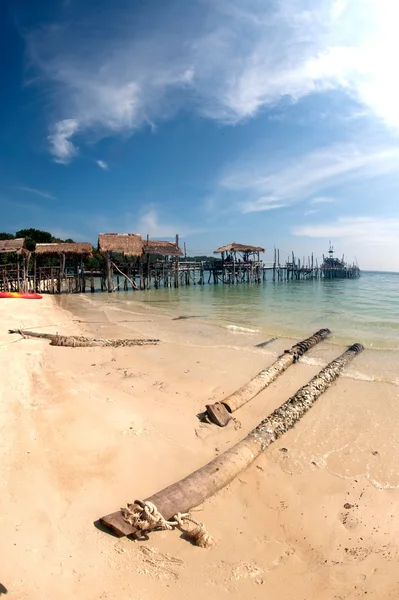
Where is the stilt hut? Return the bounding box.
[98,233,143,292]
[213,242,265,284]
[142,235,183,288]
[0,238,30,292]
[34,242,92,293]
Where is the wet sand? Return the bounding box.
[0,294,398,599]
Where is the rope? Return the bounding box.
[122,500,214,548]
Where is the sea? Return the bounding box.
[78,270,399,349]
[60,270,399,388]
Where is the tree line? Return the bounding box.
[0,228,75,251]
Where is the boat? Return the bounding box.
[0,292,42,299]
[321,243,360,279]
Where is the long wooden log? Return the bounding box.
[8,329,159,347]
[100,343,363,537]
[206,328,331,426]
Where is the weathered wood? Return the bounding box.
[205,402,231,427]
[105,251,114,292]
[8,329,159,347]
[206,328,331,425]
[100,343,363,537]
[111,261,138,290]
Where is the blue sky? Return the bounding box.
[1,0,399,270]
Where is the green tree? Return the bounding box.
[15,228,53,251]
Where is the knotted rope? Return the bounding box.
[122,500,214,548]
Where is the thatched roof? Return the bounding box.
[143,240,183,257]
[35,242,93,255]
[0,238,26,254]
[214,242,265,254]
[98,233,143,256]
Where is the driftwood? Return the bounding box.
[8,329,159,347]
[100,343,363,537]
[206,328,331,426]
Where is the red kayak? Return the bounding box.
[0,292,42,299]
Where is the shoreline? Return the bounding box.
[1,295,398,598]
[57,292,399,388]
[56,281,399,352]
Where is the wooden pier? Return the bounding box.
[0,235,360,294]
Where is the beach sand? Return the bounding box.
[1,295,398,599]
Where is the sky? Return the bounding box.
[1,0,399,271]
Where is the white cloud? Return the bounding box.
[24,0,399,161]
[97,160,108,170]
[47,119,79,163]
[293,216,399,246]
[138,206,202,238]
[138,207,180,238]
[220,143,399,213]
[92,206,204,240]
[310,196,336,204]
[16,186,56,200]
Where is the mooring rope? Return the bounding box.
[122,500,214,548]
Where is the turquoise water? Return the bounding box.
[88,271,399,349]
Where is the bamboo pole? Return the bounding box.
[206,328,331,426]
[111,261,138,290]
[8,329,159,347]
[100,343,363,537]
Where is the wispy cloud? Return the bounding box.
[48,119,79,163]
[293,216,399,246]
[23,0,399,162]
[15,186,56,200]
[310,196,336,205]
[219,143,399,213]
[96,160,108,170]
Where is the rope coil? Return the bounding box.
[122,500,214,548]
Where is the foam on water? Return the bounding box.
[226,325,260,334]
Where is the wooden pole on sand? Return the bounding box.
[205,328,331,426]
[99,343,363,538]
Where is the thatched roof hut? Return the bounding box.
[142,240,183,257]
[214,242,265,254]
[0,238,27,254]
[35,242,93,256]
[98,233,143,256]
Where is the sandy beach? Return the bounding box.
[1,295,398,599]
